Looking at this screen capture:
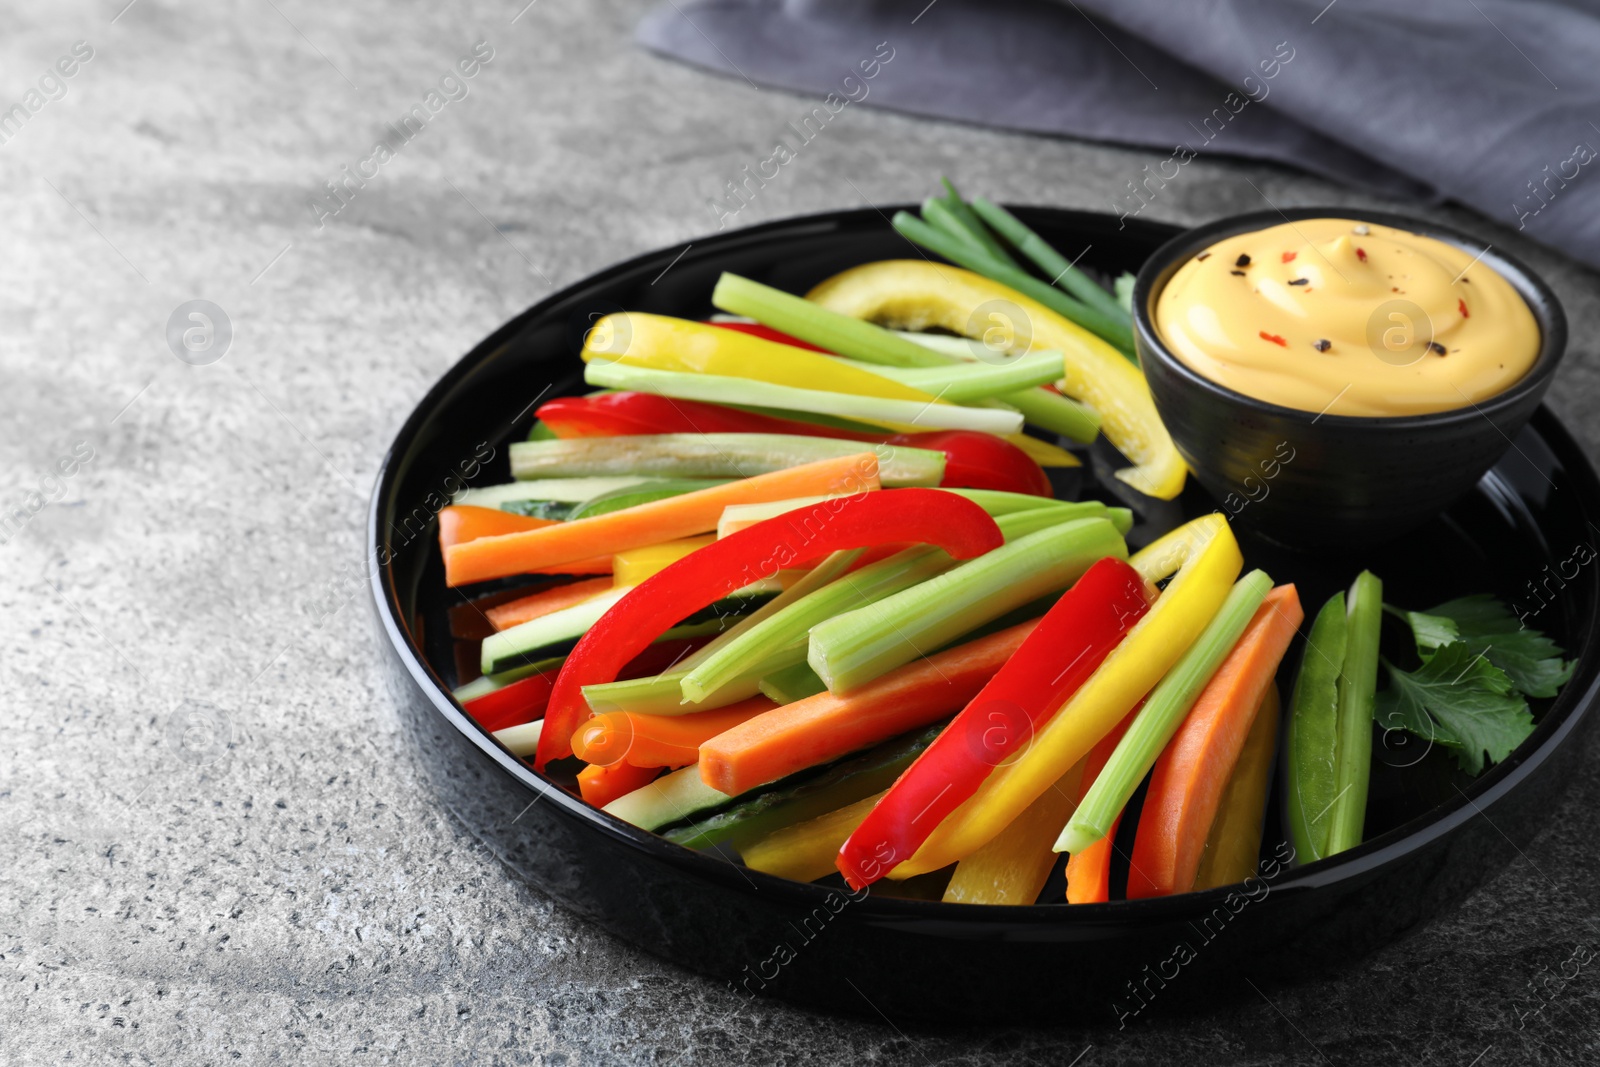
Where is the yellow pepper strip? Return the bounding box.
[941,763,1084,905]
[888,515,1242,879]
[739,791,884,883]
[805,260,1187,500]
[612,536,715,587]
[584,312,939,403]
[1004,433,1081,468]
[1193,683,1280,891]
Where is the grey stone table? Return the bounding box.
[2,2,1597,1064]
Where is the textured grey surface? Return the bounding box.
[2,1,1599,1064]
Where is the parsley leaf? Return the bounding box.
[1426,595,1575,698]
[1375,643,1534,775]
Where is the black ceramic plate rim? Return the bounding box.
[370,204,1600,921]
[1130,206,1567,431]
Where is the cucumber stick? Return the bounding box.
[585,361,1024,436]
[604,763,738,832]
[454,477,653,507]
[566,478,731,521]
[508,433,945,487]
[1055,570,1274,855]
[663,722,945,850]
[1327,571,1382,857]
[1285,592,1348,862]
[579,549,863,715]
[809,516,1128,694]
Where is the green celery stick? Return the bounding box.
[584,361,1024,436]
[1284,591,1348,862]
[1326,571,1383,857]
[758,661,828,704]
[712,272,952,368]
[1056,570,1274,855]
[809,516,1127,694]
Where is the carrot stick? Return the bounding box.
[485,577,616,632]
[438,505,555,551]
[1194,683,1281,891]
[572,696,776,768]
[1064,705,1141,904]
[1126,585,1303,899]
[699,620,1038,796]
[577,760,661,808]
[444,453,881,586]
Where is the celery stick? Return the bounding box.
[1055,571,1274,855]
[890,332,1101,443]
[509,433,945,487]
[758,661,828,704]
[892,212,1137,358]
[969,197,1131,326]
[712,272,952,369]
[580,548,862,715]
[809,517,1127,694]
[1326,570,1382,857]
[832,351,1066,403]
[585,361,1024,436]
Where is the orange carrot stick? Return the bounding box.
[1126,585,1303,899]
[572,696,776,768]
[699,620,1038,796]
[1064,705,1141,904]
[438,505,554,551]
[485,577,616,632]
[577,760,661,808]
[444,453,881,586]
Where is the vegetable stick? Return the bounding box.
[1125,585,1303,898]
[508,433,943,486]
[1063,706,1141,904]
[739,792,886,883]
[1328,571,1383,857]
[612,536,716,586]
[484,577,616,632]
[578,760,662,808]
[491,718,543,758]
[942,764,1084,906]
[446,452,882,586]
[699,620,1039,796]
[571,697,775,769]
[438,505,556,551]
[1194,684,1281,891]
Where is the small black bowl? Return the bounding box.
[1134,208,1566,549]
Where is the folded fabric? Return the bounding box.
[638,0,1600,270]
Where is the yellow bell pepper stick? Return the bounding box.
[612,536,715,587]
[1193,683,1280,891]
[941,763,1084,905]
[583,312,938,403]
[805,260,1187,500]
[740,791,884,883]
[888,514,1241,878]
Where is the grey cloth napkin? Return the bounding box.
[637,0,1600,270]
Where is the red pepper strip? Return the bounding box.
[836,557,1152,889]
[462,636,710,733]
[707,320,831,352]
[536,392,879,441]
[534,489,1004,770]
[886,430,1051,497]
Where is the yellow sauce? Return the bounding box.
[1154,218,1539,416]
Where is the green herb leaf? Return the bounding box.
[1390,607,1459,654]
[1375,643,1534,775]
[1426,595,1574,698]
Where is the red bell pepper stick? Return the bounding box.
[885,430,1052,498]
[836,557,1151,888]
[707,320,831,352]
[533,489,1005,770]
[536,392,880,441]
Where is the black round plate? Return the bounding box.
[369,206,1600,1024]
